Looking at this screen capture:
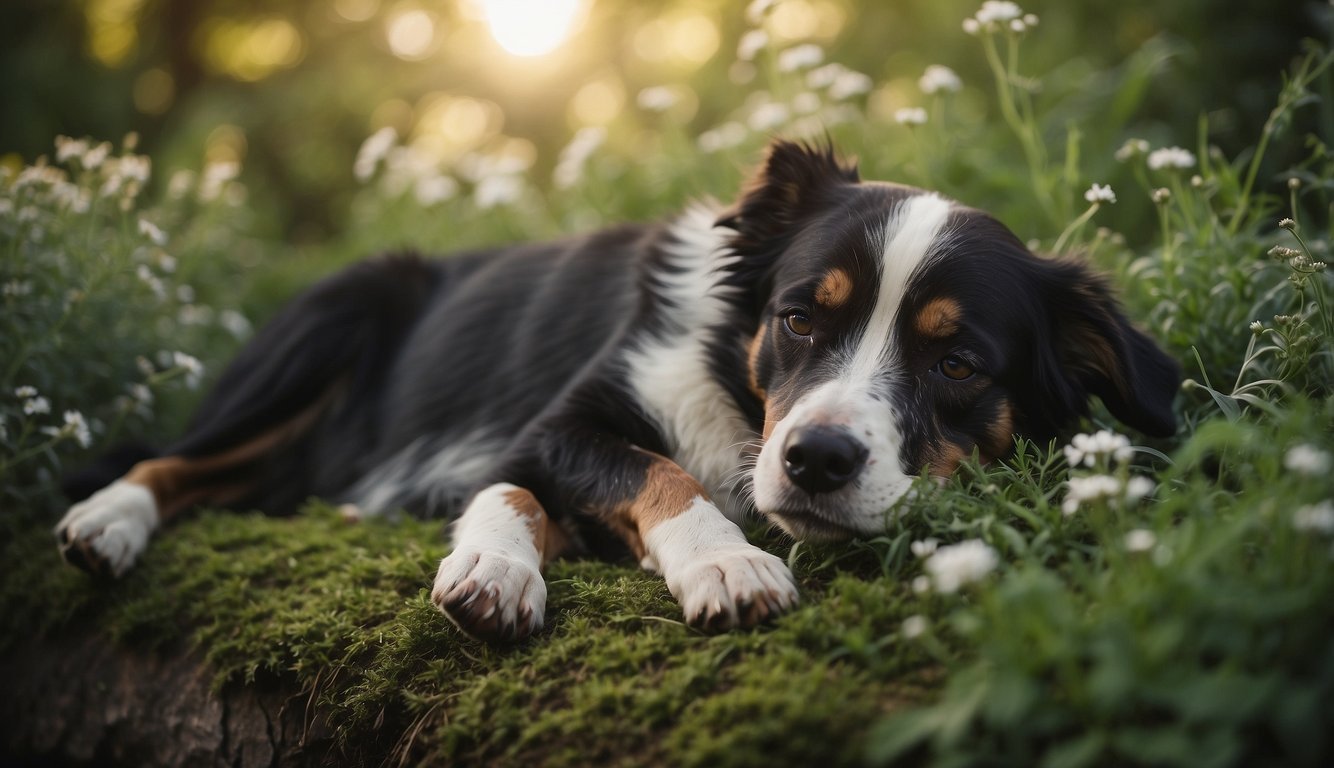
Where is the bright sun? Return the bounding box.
[478,0,584,57]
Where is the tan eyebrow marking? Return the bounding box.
[747,326,767,400]
[914,297,962,339]
[815,268,853,309]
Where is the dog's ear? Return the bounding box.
[1026,259,1180,438]
[717,140,859,312]
[717,139,859,242]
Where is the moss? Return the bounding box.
[1,501,941,766]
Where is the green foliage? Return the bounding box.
[3,2,1334,766]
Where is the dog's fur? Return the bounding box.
[56,141,1179,641]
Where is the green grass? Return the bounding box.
[3,4,1333,766]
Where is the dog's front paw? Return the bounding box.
[667,547,799,632]
[431,548,546,643]
[54,481,158,578]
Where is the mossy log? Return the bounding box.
[2,635,329,767]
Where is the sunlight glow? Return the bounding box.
[478,0,583,57]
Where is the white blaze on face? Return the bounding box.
[752,193,954,535]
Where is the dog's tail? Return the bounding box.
[63,253,445,512]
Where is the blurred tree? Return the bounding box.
[0,0,1319,240]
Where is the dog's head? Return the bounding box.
[718,140,1180,539]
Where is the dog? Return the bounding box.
[55,140,1179,641]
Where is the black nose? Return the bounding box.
[783,426,868,495]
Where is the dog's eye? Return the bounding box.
[783,312,813,337]
[936,355,975,381]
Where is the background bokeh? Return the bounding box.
[1,0,1323,243]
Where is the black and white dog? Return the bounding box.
[56,141,1179,641]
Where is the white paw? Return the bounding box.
[54,481,158,578]
[431,547,546,642]
[665,546,799,631]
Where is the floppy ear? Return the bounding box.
[716,140,859,311]
[717,138,859,241]
[1034,259,1181,437]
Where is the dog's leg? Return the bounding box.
[431,483,566,642]
[612,450,799,631]
[455,423,799,636]
[54,403,324,577]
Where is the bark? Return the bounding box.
[1,634,336,768]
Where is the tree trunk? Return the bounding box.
[1,634,335,767]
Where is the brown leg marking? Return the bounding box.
[611,451,710,561]
[123,393,333,522]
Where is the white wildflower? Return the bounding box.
[1084,183,1117,204]
[129,383,153,405]
[1114,138,1149,162]
[967,1,1025,31]
[1151,187,1171,204]
[14,386,37,398]
[172,351,205,389]
[55,136,89,164]
[919,65,962,95]
[1124,528,1157,553]
[117,154,151,184]
[910,538,939,558]
[1285,444,1332,476]
[697,122,748,154]
[829,71,873,100]
[901,615,928,639]
[138,218,168,246]
[200,160,240,202]
[637,86,678,112]
[1278,218,1296,231]
[24,396,51,416]
[777,44,824,73]
[354,126,398,183]
[414,175,459,206]
[168,170,196,200]
[178,304,214,326]
[806,63,848,89]
[1124,475,1156,502]
[1023,13,1038,26]
[1249,320,1264,334]
[474,174,525,210]
[553,127,606,190]
[1293,501,1334,534]
[17,206,38,223]
[3,280,33,297]
[894,107,928,126]
[1062,474,1122,515]
[748,102,790,131]
[911,575,932,594]
[925,539,999,593]
[60,410,92,448]
[745,0,777,25]
[219,309,252,339]
[0,199,12,217]
[136,264,166,301]
[1063,429,1134,468]
[1147,146,1196,171]
[791,92,822,114]
[83,142,111,170]
[737,29,769,61]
